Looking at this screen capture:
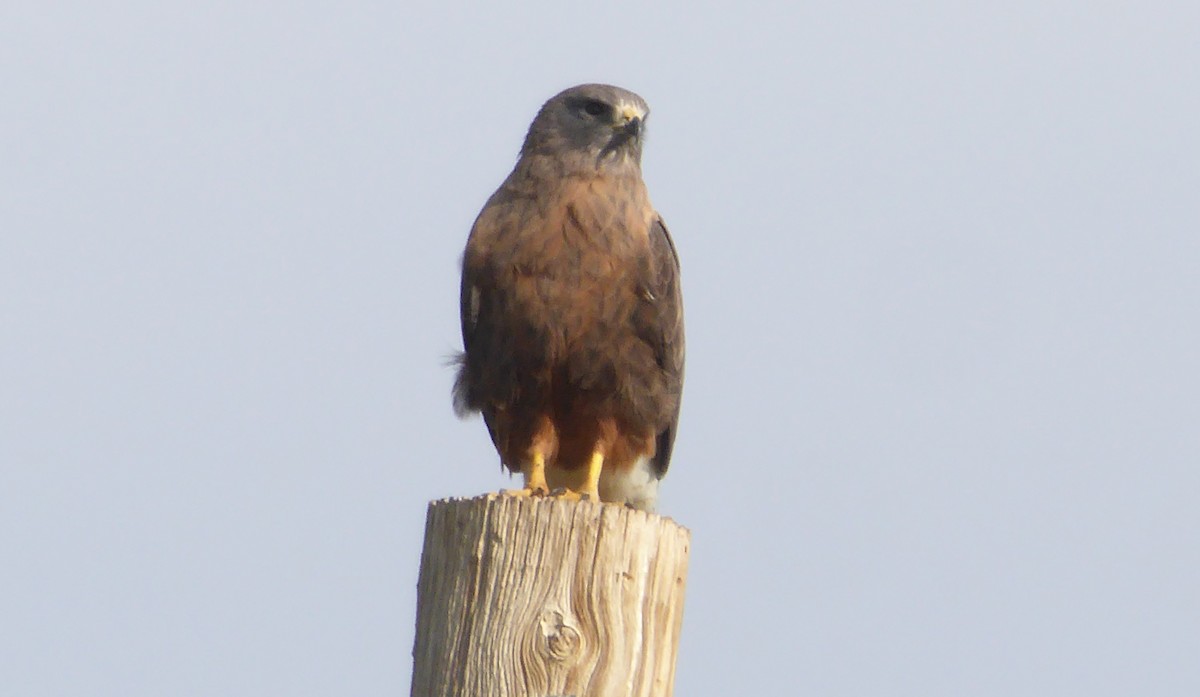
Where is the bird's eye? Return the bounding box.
[582,100,608,117]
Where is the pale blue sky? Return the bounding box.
[3,2,1198,695]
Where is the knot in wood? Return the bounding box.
[538,609,582,663]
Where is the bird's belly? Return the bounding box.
[509,270,639,352]
[496,269,664,427]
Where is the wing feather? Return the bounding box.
[643,216,685,476]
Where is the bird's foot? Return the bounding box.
[500,484,549,498]
[550,487,599,503]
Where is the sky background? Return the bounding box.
[3,2,1198,695]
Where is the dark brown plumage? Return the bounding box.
[453,84,684,510]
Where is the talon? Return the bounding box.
[501,485,548,498]
[551,487,598,503]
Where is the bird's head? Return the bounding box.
[521,83,649,173]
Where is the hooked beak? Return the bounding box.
[598,102,647,162]
[622,115,642,138]
[616,103,645,139]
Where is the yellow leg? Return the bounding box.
[525,452,550,494]
[581,450,603,500]
[504,452,549,497]
[558,450,603,502]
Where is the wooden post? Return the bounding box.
[410,494,690,697]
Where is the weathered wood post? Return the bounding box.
[410,494,690,697]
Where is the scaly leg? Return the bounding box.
[558,450,604,502]
[504,451,549,497]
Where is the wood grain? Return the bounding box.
[410,494,690,697]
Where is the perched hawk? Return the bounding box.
[453,84,685,511]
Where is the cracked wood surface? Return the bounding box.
[410,494,690,697]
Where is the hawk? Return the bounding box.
[453,84,684,511]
